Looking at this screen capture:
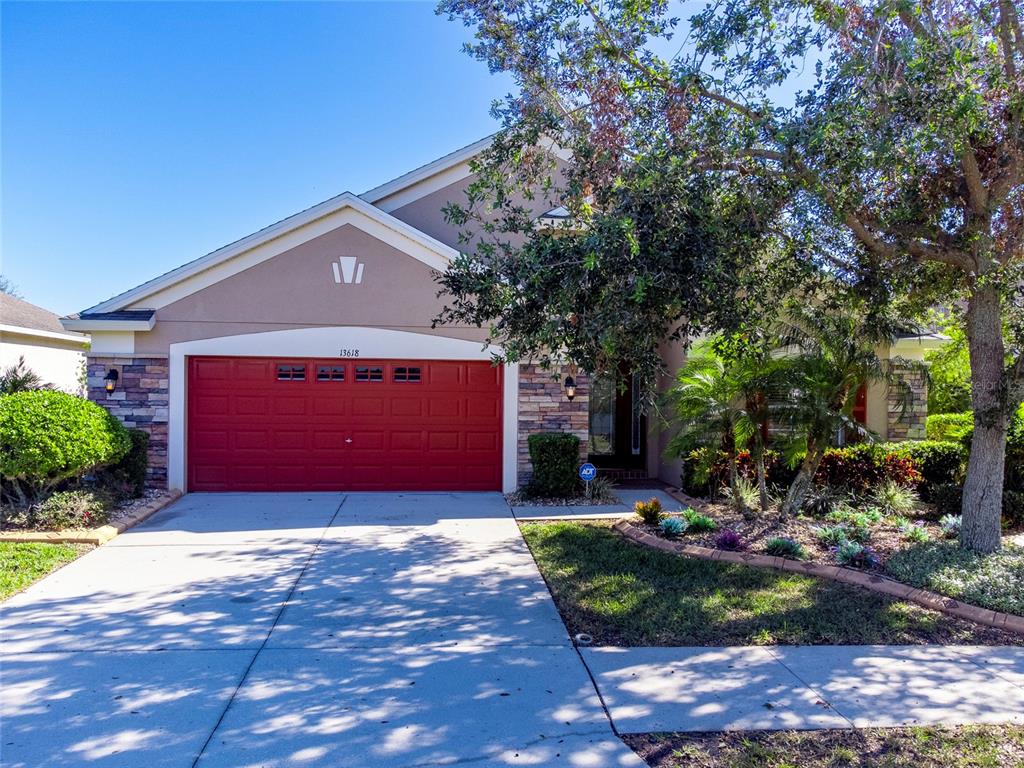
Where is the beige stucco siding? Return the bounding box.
[131,223,488,354]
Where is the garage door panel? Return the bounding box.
[187,357,501,492]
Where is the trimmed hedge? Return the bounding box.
[0,391,130,502]
[887,441,968,497]
[814,444,921,492]
[100,428,150,498]
[527,432,581,498]
[926,412,974,442]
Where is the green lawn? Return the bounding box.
[625,726,1024,768]
[0,541,89,600]
[520,522,1018,646]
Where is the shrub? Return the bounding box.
[929,482,963,517]
[722,476,759,510]
[886,441,967,497]
[938,514,962,538]
[526,433,580,498]
[586,476,618,502]
[1003,490,1024,529]
[886,542,1024,616]
[634,497,664,525]
[660,516,687,537]
[714,528,748,551]
[0,391,130,503]
[832,540,880,569]
[926,413,974,442]
[99,428,150,499]
[802,486,841,517]
[681,507,717,532]
[33,489,111,530]
[815,444,921,492]
[901,521,931,543]
[870,480,918,516]
[813,524,849,547]
[765,536,805,559]
[680,447,794,497]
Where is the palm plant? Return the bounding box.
[0,356,51,395]
[666,339,775,514]
[772,302,907,518]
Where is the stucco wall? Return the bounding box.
[0,335,85,395]
[129,223,489,355]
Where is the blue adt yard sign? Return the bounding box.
[579,463,597,482]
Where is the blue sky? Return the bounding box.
[2,2,508,315]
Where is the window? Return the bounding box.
[316,365,345,382]
[276,364,306,381]
[588,375,616,455]
[393,366,421,383]
[355,366,384,382]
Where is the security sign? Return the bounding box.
[579,462,598,482]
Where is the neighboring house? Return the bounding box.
[1,293,88,394]
[63,138,945,493]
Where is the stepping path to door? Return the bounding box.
[0,492,643,767]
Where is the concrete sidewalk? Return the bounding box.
[582,645,1024,733]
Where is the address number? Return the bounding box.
[339,348,361,358]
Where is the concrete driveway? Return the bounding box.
[0,493,642,767]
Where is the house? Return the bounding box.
[1,293,88,394]
[62,138,943,493]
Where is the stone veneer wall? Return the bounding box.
[887,360,928,440]
[517,364,589,487]
[87,356,169,488]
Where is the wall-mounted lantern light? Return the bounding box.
[563,375,577,401]
[104,369,119,394]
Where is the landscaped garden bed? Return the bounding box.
[625,725,1024,768]
[520,521,1022,646]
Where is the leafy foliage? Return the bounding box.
[659,516,686,538]
[0,391,129,504]
[925,322,973,415]
[713,528,748,551]
[765,536,806,560]
[633,496,663,525]
[870,480,919,517]
[99,428,149,499]
[0,356,52,395]
[832,540,880,569]
[681,507,717,533]
[925,413,976,443]
[887,542,1024,617]
[526,432,580,498]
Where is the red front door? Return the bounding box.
[186,357,502,492]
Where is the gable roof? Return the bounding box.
[78,192,461,316]
[1,293,86,342]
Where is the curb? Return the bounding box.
[0,490,183,546]
[611,519,1024,636]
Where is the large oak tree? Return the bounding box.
[439,0,1023,552]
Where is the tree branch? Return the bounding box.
[962,148,990,215]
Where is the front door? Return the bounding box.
[587,371,646,470]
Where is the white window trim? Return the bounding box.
[168,326,518,494]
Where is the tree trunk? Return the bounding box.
[960,281,1008,553]
[753,438,769,512]
[780,438,826,519]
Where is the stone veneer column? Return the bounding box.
[887,360,928,441]
[517,364,589,487]
[87,356,169,488]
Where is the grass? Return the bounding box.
[886,540,1024,617]
[625,726,1024,768]
[0,541,89,600]
[520,522,1019,646]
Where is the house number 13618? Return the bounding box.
[339,348,360,358]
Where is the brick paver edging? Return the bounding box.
[611,519,1024,636]
[0,490,183,546]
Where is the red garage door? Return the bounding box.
[187,357,502,492]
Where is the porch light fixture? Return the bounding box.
[563,375,577,401]
[104,369,119,393]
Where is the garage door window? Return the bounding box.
[316,365,345,382]
[276,364,306,381]
[355,366,384,382]
[393,366,421,383]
